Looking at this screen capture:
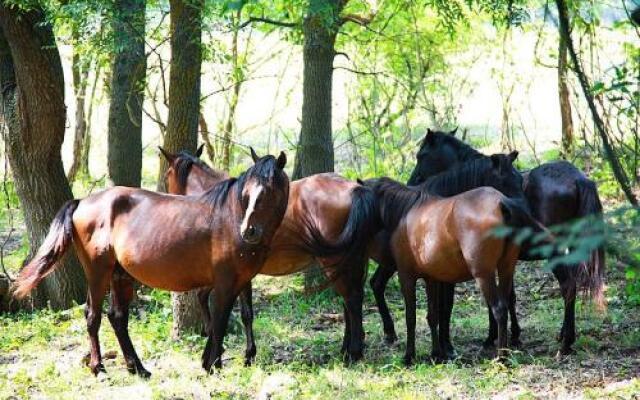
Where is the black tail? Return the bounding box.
[13,200,79,299]
[500,198,550,237]
[299,185,378,293]
[575,178,606,310]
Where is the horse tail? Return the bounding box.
[13,200,79,299]
[575,178,606,311]
[301,185,378,294]
[499,197,549,236]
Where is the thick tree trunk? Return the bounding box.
[558,30,573,158]
[108,0,146,187]
[295,0,343,289]
[0,7,86,309]
[555,0,637,205]
[162,0,204,338]
[67,41,90,183]
[158,0,202,190]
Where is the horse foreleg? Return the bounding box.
[238,282,256,366]
[370,263,398,344]
[399,273,417,366]
[426,279,443,360]
[202,280,237,372]
[108,266,150,378]
[197,287,213,337]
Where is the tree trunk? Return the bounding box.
[199,111,215,163]
[67,39,90,183]
[80,61,102,179]
[158,0,202,191]
[221,11,242,171]
[0,7,86,309]
[162,0,204,338]
[107,0,146,187]
[555,0,637,205]
[294,0,343,289]
[558,29,574,158]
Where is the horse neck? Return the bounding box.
[454,141,484,162]
[187,166,227,195]
[423,158,490,197]
[377,181,422,232]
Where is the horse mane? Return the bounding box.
[198,155,284,208]
[173,151,222,189]
[370,178,428,231]
[420,157,493,197]
[424,131,484,162]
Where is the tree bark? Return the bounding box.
[162,0,204,337]
[108,0,146,187]
[555,0,637,205]
[220,9,242,171]
[0,6,86,309]
[80,61,102,179]
[294,0,344,289]
[558,28,573,158]
[158,0,202,191]
[67,36,90,183]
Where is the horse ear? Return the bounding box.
[508,150,519,164]
[356,178,365,185]
[158,146,175,163]
[250,147,260,163]
[449,127,458,136]
[276,151,287,169]
[424,129,435,145]
[195,144,204,158]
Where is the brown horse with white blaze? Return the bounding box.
[13,152,289,376]
[160,147,377,363]
[363,178,522,363]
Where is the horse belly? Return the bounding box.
[259,249,314,276]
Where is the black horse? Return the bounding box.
[374,128,605,356]
[369,149,533,359]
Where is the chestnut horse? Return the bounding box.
[364,178,523,363]
[13,152,289,375]
[367,151,535,359]
[405,129,605,355]
[160,147,377,363]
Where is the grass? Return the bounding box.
[0,261,639,399]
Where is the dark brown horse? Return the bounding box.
[404,129,606,355]
[14,152,289,375]
[364,178,524,363]
[160,147,377,363]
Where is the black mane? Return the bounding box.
[420,157,494,197]
[199,155,284,208]
[367,178,429,231]
[424,131,484,162]
[174,151,218,189]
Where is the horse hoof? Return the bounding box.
[384,332,398,345]
[90,363,106,376]
[556,347,575,358]
[127,363,151,379]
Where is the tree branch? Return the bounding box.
[238,16,299,30]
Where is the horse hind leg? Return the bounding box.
[83,258,113,376]
[107,265,150,378]
[370,262,398,344]
[553,264,577,355]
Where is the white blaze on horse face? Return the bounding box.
[240,184,264,235]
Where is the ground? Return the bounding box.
[0,258,638,399]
